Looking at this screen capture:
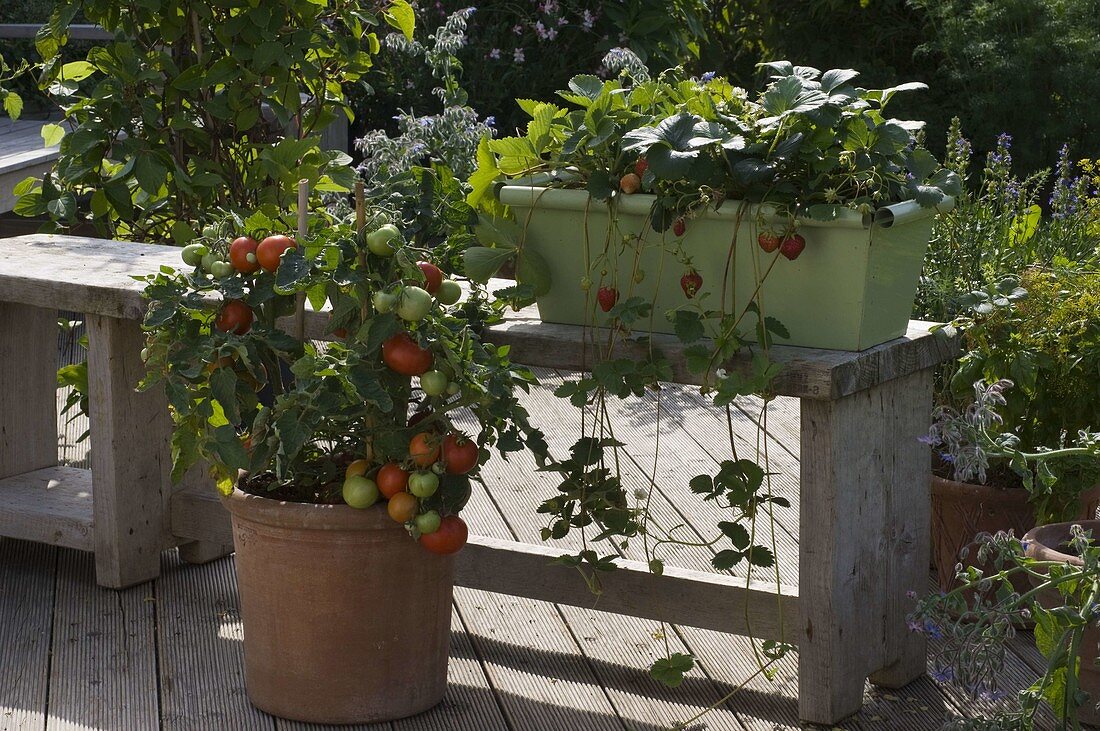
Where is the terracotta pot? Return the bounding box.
[931,476,1100,592]
[223,489,455,724]
[1023,520,1100,727]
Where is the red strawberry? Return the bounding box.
[597,286,619,312]
[672,217,686,237]
[680,270,702,299]
[757,231,781,253]
[634,158,648,177]
[779,234,806,261]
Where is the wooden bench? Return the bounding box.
[0,233,957,725]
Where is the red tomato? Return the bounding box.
[416,261,443,294]
[377,462,409,498]
[442,433,479,474]
[256,234,297,272]
[214,300,253,335]
[381,333,433,376]
[409,432,440,468]
[419,515,468,555]
[229,236,260,274]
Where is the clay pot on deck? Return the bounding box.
[1022,520,1100,727]
[931,476,1100,592]
[222,489,455,724]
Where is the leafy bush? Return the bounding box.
[355,0,709,140]
[948,268,1100,522]
[16,0,412,243]
[697,0,1100,175]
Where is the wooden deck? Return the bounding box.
[0,118,60,214]
[0,335,1058,729]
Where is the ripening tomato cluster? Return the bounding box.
[186,220,480,554]
[340,430,478,555]
[181,231,300,335]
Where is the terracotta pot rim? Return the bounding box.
[222,487,391,531]
[932,475,1100,506]
[1022,519,1100,567]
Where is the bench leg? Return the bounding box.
[87,315,170,589]
[178,540,234,564]
[0,303,58,479]
[798,386,889,725]
[869,368,933,687]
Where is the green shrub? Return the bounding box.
[950,267,1100,521]
[355,0,709,140]
[698,0,1100,175]
[16,0,405,242]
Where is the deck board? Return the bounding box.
[0,540,54,731]
[44,551,159,730]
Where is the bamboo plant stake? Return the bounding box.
[356,181,369,324]
[295,178,308,341]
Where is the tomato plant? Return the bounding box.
[139,204,545,558]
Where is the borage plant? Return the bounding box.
[138,200,545,551]
[911,526,1100,730]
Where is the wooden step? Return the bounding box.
[0,466,94,550]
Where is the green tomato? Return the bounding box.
[201,225,217,239]
[420,370,448,397]
[436,279,462,306]
[396,286,433,322]
[210,261,234,278]
[415,510,442,535]
[181,244,209,267]
[446,381,461,396]
[342,475,380,509]
[408,471,440,498]
[366,224,401,256]
[372,290,397,314]
[201,251,220,273]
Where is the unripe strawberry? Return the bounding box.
[597,286,619,312]
[779,234,806,261]
[619,173,641,194]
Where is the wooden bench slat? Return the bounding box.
[0,234,958,398]
[0,466,95,550]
